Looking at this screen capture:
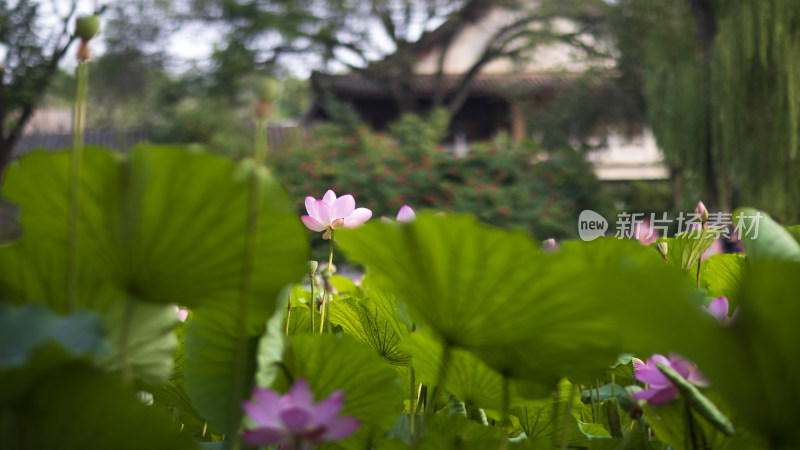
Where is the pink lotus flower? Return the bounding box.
[704,296,738,324]
[381,205,416,223]
[395,205,416,223]
[242,378,361,449]
[542,238,559,252]
[632,354,709,405]
[174,306,188,322]
[632,222,659,245]
[696,201,709,223]
[301,190,372,239]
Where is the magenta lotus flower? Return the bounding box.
[381,205,416,223]
[242,379,361,449]
[301,190,372,239]
[632,354,709,405]
[704,296,738,324]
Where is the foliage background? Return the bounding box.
[268,115,606,260]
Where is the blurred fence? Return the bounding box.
[13,129,149,158]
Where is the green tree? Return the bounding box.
[194,0,606,121]
[611,0,800,221]
[0,0,83,176]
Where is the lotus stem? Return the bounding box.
[409,368,416,441]
[309,273,316,333]
[560,384,577,450]
[68,61,89,312]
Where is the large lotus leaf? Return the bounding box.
[0,236,122,311]
[466,245,713,381]
[0,302,105,369]
[329,289,411,367]
[416,414,506,449]
[153,380,214,441]
[153,318,220,441]
[184,306,259,440]
[662,227,721,272]
[701,254,745,307]
[1,146,308,321]
[273,334,404,450]
[787,225,800,245]
[1,364,195,449]
[400,328,504,410]
[685,261,800,447]
[642,391,740,450]
[255,306,288,388]
[96,300,179,387]
[511,380,609,448]
[0,197,21,245]
[734,208,800,263]
[337,214,715,381]
[284,284,321,336]
[0,302,107,405]
[335,214,543,348]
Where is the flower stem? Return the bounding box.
[696,258,702,289]
[498,375,510,450]
[68,61,89,313]
[420,343,451,441]
[595,378,603,423]
[254,118,267,165]
[228,116,269,444]
[409,368,416,441]
[560,384,577,450]
[319,230,335,334]
[684,400,699,450]
[328,230,334,269]
[285,294,291,336]
[309,273,316,333]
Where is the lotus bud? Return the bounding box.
[255,77,279,119]
[257,77,280,102]
[75,15,100,42]
[306,261,318,275]
[542,238,558,252]
[656,241,669,261]
[695,201,709,224]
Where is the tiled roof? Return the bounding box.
[311,71,588,99]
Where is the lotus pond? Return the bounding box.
[1,143,799,450]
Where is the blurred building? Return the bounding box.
[307,5,667,182]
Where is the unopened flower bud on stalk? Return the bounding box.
[75,15,100,41]
[257,77,280,102]
[306,260,318,275]
[321,267,335,280]
[656,241,668,258]
[696,201,709,224]
[74,15,100,62]
[255,77,279,119]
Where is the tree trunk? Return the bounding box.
[0,139,15,183]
